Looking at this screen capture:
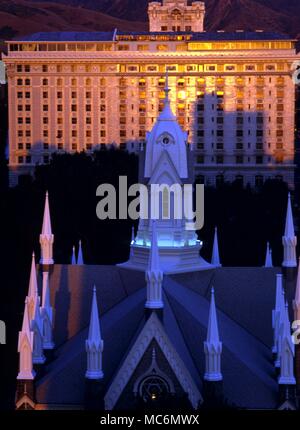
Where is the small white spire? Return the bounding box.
[17,299,35,380]
[211,227,221,267]
[204,288,222,381]
[272,274,283,354]
[77,240,84,265]
[40,191,54,265]
[71,246,77,265]
[28,252,38,300]
[85,286,104,380]
[159,68,175,121]
[282,193,297,268]
[279,302,296,385]
[145,222,164,309]
[293,258,300,321]
[41,271,54,350]
[264,242,273,268]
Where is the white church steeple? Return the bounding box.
[293,258,300,321]
[204,288,223,381]
[85,287,104,380]
[40,191,54,265]
[282,193,297,268]
[264,242,273,268]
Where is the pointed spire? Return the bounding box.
[71,246,77,265]
[77,240,84,265]
[40,191,54,265]
[87,286,102,345]
[17,299,35,380]
[282,193,297,268]
[204,288,222,381]
[31,295,45,364]
[85,286,104,380]
[41,191,52,236]
[206,288,220,345]
[211,227,221,267]
[28,253,38,299]
[145,222,164,310]
[164,68,170,103]
[285,193,295,238]
[158,68,175,121]
[264,242,273,268]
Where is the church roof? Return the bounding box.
[15,31,292,42]
[34,264,281,409]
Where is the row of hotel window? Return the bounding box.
[196,175,284,187]
[14,63,285,74]
[16,154,286,166]
[15,76,286,88]
[9,41,293,52]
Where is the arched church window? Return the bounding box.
[162,187,170,220]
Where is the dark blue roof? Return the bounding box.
[14,30,292,42]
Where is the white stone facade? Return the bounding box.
[148,1,205,33]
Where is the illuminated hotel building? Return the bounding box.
[2,0,298,187]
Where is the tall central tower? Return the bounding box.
[148,0,205,33]
[121,77,211,274]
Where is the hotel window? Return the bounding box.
[120,130,126,138]
[256,156,263,164]
[26,131,31,137]
[137,45,149,51]
[57,92,62,99]
[57,118,63,125]
[18,156,24,164]
[276,117,283,124]
[58,143,63,150]
[216,155,224,164]
[57,65,62,73]
[17,92,23,99]
[100,92,105,99]
[18,105,23,112]
[118,45,129,51]
[236,156,244,164]
[71,79,77,86]
[86,131,91,138]
[71,92,77,99]
[100,131,106,138]
[72,144,77,150]
[43,92,48,99]
[43,117,48,124]
[86,117,92,124]
[43,130,48,138]
[277,104,284,112]
[17,79,22,86]
[26,156,31,164]
[43,105,48,112]
[57,130,63,138]
[86,92,91,99]
[100,105,106,112]
[86,78,91,86]
[86,105,91,112]
[57,105,63,112]
[276,130,284,137]
[18,143,23,150]
[100,118,106,124]
[17,65,22,73]
[161,26,167,31]
[18,131,23,137]
[185,26,192,31]
[25,92,30,98]
[25,105,31,112]
[71,105,77,112]
[25,118,31,124]
[42,79,48,86]
[72,131,77,137]
[197,155,204,164]
[72,118,77,124]
[86,144,92,150]
[42,65,48,73]
[157,45,168,51]
[25,79,30,85]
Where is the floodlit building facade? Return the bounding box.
[2,0,298,187]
